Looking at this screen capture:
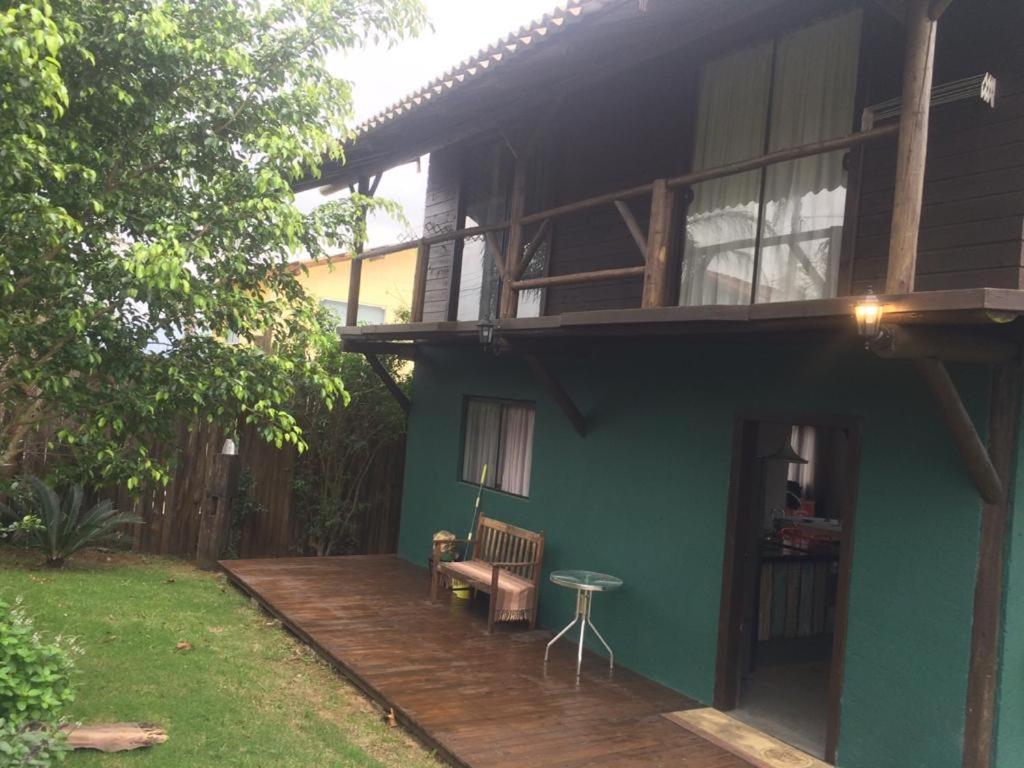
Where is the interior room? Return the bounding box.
[730,420,850,759]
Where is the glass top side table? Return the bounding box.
[545,569,623,677]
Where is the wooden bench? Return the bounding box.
[431,515,545,633]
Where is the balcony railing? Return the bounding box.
[341,4,955,329]
[345,122,899,326]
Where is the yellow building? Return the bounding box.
[290,248,417,326]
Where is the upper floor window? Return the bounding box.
[461,397,535,497]
[681,9,862,307]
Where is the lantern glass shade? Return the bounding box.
[477,320,494,345]
[854,292,883,337]
[221,438,238,456]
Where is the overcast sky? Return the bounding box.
[296,0,559,248]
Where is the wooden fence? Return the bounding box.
[13,417,406,561]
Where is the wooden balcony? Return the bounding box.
[334,3,1021,342]
[221,554,758,768]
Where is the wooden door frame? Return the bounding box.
[713,410,862,764]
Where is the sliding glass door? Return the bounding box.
[680,10,862,307]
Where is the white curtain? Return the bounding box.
[680,10,861,307]
[757,10,861,303]
[497,403,535,496]
[462,399,501,486]
[788,425,817,498]
[680,42,773,307]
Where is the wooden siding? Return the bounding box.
[541,54,693,315]
[849,0,1024,294]
[421,146,461,321]
[438,0,1024,317]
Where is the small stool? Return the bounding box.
[544,569,622,677]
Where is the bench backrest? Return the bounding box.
[473,515,545,586]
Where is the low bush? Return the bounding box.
[0,599,76,766]
[0,720,70,767]
[1,477,139,567]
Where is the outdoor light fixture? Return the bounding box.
[220,438,238,456]
[854,289,883,339]
[478,320,495,346]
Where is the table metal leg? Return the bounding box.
[585,617,614,669]
[577,595,587,678]
[546,587,616,676]
[545,614,579,662]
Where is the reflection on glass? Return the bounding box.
[456,144,512,321]
[755,12,859,303]
[681,10,861,307]
[681,42,772,307]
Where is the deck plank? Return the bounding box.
[220,555,751,768]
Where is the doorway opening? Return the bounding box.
[714,414,860,763]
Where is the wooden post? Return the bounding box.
[642,179,676,308]
[410,240,429,323]
[885,0,937,295]
[197,452,240,570]
[346,176,371,327]
[963,363,1022,768]
[499,155,528,319]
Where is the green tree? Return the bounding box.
[0,0,424,487]
[292,350,407,556]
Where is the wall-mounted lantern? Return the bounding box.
[854,289,883,339]
[221,438,238,456]
[477,320,495,346]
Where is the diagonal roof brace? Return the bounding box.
[521,353,587,437]
[364,353,411,416]
[914,358,1002,504]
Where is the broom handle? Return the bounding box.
[465,463,487,559]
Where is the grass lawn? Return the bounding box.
[0,549,440,768]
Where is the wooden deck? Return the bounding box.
[220,555,750,768]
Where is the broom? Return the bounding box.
[464,463,488,561]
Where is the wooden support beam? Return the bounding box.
[197,453,239,571]
[410,241,429,323]
[614,201,648,260]
[511,265,645,292]
[523,354,586,437]
[485,230,509,282]
[346,259,364,326]
[963,363,1023,768]
[365,353,410,415]
[871,326,1020,365]
[340,339,420,360]
[517,218,553,279]
[346,176,371,327]
[885,0,938,295]
[914,358,1003,504]
[642,179,675,308]
[500,154,528,319]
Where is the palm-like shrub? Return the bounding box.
[2,476,140,567]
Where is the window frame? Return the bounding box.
[458,395,536,499]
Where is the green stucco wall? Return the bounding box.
[397,340,991,768]
[996,405,1024,768]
